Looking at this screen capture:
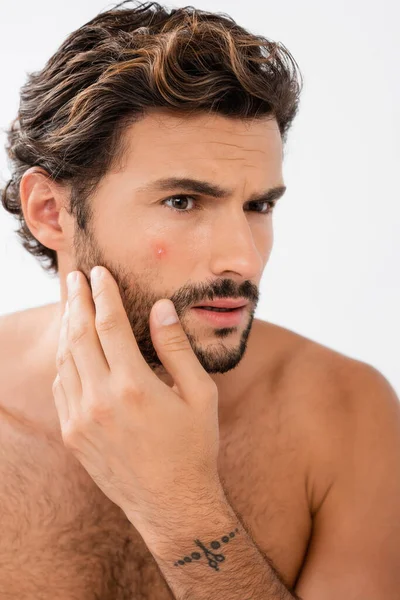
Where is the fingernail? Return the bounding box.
[155,300,179,326]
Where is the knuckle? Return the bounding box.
[117,377,146,401]
[91,284,106,304]
[82,386,113,422]
[67,289,80,306]
[162,334,191,353]
[95,310,119,333]
[86,401,114,424]
[68,320,90,345]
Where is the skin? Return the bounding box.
[19,108,283,393]
[2,106,400,598]
[52,265,226,538]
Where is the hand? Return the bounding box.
[52,266,223,536]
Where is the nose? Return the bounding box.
[208,207,269,279]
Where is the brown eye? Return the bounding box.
[162,195,197,214]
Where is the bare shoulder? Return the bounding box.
[0,302,61,429]
[259,319,400,514]
[278,320,399,422]
[262,317,397,410]
[0,302,58,356]
[272,332,400,596]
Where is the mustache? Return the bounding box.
[169,278,259,312]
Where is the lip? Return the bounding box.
[192,299,249,309]
[191,305,247,327]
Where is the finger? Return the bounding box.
[66,270,110,388]
[55,301,82,420]
[89,266,153,382]
[149,299,215,401]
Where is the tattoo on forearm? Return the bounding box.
[173,527,240,571]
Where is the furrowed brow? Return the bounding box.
[138,177,287,203]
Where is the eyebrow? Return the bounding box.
[137,177,287,204]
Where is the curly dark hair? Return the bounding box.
[1,0,303,275]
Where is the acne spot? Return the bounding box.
[153,243,168,260]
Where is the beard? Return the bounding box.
[71,224,259,378]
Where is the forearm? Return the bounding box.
[137,494,300,600]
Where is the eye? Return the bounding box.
[248,200,277,214]
[161,195,277,215]
[162,195,198,214]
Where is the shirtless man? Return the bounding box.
[1,2,399,599]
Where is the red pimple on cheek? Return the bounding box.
[154,244,167,260]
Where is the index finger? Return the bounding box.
[90,266,153,382]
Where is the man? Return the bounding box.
[1,1,399,598]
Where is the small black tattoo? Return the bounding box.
[173,527,240,571]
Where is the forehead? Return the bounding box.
[116,109,283,180]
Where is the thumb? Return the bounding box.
[150,299,214,400]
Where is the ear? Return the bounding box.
[19,167,72,253]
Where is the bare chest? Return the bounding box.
[0,386,311,599]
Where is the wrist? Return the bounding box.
[133,484,235,555]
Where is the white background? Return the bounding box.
[0,0,399,393]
